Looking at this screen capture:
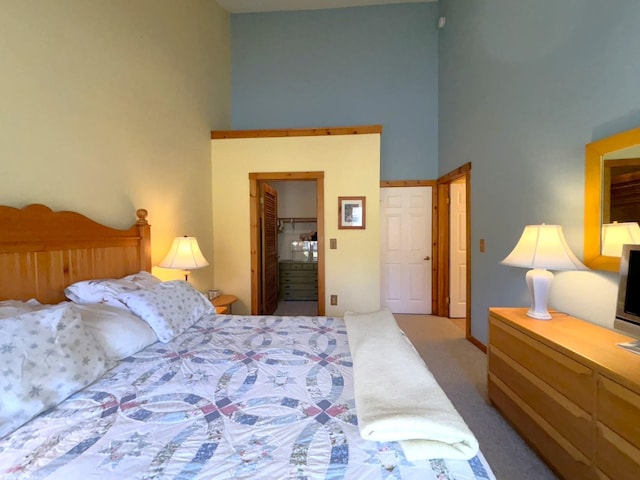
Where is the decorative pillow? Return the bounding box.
[118,280,215,343]
[73,303,158,361]
[0,303,112,439]
[64,271,161,309]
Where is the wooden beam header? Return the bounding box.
[211,125,382,140]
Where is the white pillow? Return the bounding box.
[123,271,163,289]
[73,303,158,361]
[0,303,112,439]
[64,271,161,309]
[118,280,215,343]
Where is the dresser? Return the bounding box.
[488,308,640,480]
[279,261,318,300]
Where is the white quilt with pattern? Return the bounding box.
[0,314,495,479]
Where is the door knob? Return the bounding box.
[424,256,431,261]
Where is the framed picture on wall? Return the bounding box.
[338,196,366,229]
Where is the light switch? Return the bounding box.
[330,238,337,249]
[480,239,486,253]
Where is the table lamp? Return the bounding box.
[159,236,209,281]
[601,221,640,257]
[501,224,588,320]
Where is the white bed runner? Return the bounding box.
[344,308,479,461]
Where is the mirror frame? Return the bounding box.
[584,126,640,272]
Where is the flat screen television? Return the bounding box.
[615,244,640,346]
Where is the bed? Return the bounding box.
[0,204,495,479]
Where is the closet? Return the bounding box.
[270,182,318,303]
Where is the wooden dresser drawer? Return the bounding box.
[489,373,594,480]
[280,285,318,300]
[597,376,640,449]
[280,284,318,293]
[489,346,592,457]
[490,316,595,412]
[280,261,317,271]
[280,271,318,282]
[595,423,640,480]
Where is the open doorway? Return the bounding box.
[249,172,325,316]
[449,177,467,320]
[271,180,318,316]
[436,163,473,343]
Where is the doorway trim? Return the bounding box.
[249,172,325,315]
[435,163,480,349]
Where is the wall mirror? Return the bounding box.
[584,126,640,272]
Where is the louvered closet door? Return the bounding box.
[261,183,279,314]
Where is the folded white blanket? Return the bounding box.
[344,308,479,461]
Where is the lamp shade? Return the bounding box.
[159,236,209,273]
[501,224,587,271]
[601,222,640,257]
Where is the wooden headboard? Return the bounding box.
[0,204,151,304]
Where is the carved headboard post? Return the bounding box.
[136,208,152,272]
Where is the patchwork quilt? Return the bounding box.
[0,314,495,479]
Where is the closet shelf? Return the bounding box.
[277,217,316,223]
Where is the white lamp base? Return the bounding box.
[525,268,554,320]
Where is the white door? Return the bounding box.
[380,186,432,314]
[449,180,467,318]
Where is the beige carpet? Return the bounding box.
[273,300,318,316]
[394,314,558,480]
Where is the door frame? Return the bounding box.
[249,172,325,315]
[436,163,476,346]
[379,180,438,313]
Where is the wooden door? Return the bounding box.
[449,179,467,318]
[380,186,432,314]
[261,183,278,314]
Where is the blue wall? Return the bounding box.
[439,0,640,342]
[231,3,439,180]
[231,0,640,343]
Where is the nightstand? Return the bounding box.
[212,294,238,314]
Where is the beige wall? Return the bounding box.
[0,0,231,291]
[211,134,381,316]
